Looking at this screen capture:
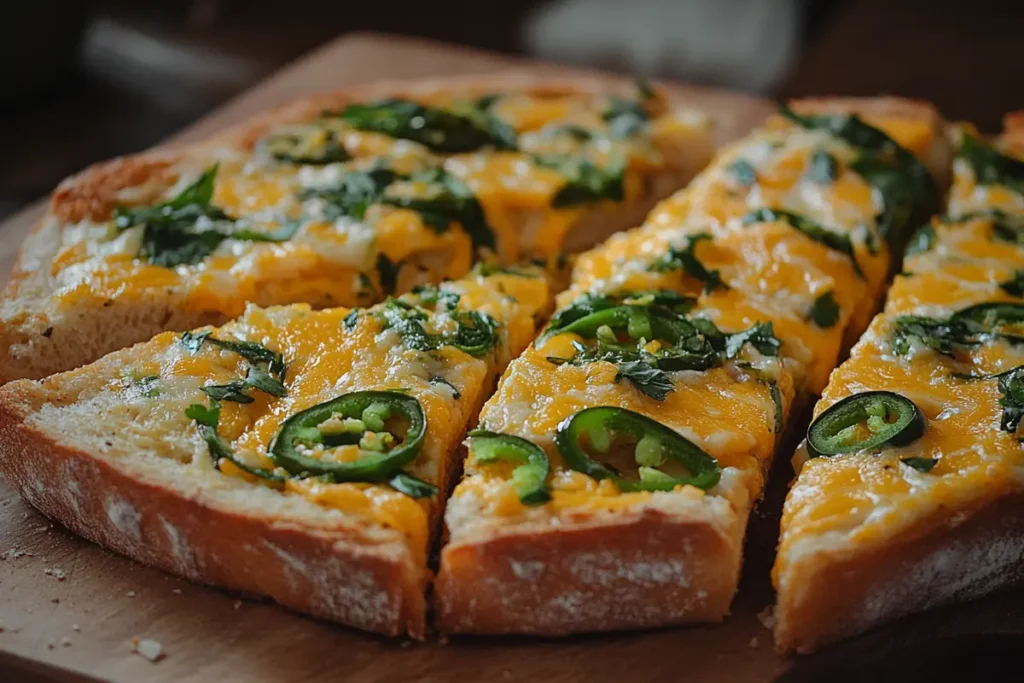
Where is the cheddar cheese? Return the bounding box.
[773,120,1024,653]
[0,76,713,383]
[0,265,551,637]
[436,99,945,634]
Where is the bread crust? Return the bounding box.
[435,505,745,635]
[773,485,1024,654]
[0,72,711,384]
[0,381,427,638]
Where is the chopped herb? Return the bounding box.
[197,423,285,482]
[959,134,1024,197]
[891,315,974,357]
[724,322,781,359]
[115,165,297,267]
[387,472,438,499]
[343,310,359,330]
[376,298,498,358]
[1000,270,1024,298]
[300,167,398,221]
[648,232,726,292]
[808,291,841,328]
[333,98,516,153]
[181,331,287,404]
[612,357,675,401]
[181,332,286,377]
[780,105,938,245]
[262,123,350,165]
[380,168,495,251]
[201,381,254,404]
[901,457,937,473]
[999,366,1024,433]
[377,254,400,296]
[905,223,936,255]
[429,375,462,399]
[410,284,461,311]
[743,208,862,276]
[185,402,220,428]
[727,159,757,186]
[244,365,287,397]
[806,150,838,184]
[603,97,648,138]
[890,303,1024,357]
[535,155,626,208]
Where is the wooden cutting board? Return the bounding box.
[1,32,1022,683]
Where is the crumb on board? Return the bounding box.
[72,624,80,632]
[127,591,136,598]
[43,567,66,581]
[233,600,242,610]
[756,606,776,631]
[131,637,165,663]
[60,637,72,648]
[749,636,759,649]
[1,548,31,561]
[172,589,182,595]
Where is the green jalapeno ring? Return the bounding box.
[468,430,551,505]
[269,390,426,480]
[806,390,925,458]
[554,406,721,492]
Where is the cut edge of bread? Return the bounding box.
[0,378,429,638]
[435,500,747,635]
[772,484,1024,654]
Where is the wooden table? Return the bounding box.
[1,32,1022,683]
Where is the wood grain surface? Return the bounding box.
[0,32,1022,683]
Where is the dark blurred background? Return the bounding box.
[0,0,1021,221]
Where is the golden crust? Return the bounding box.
[435,508,743,635]
[0,380,427,638]
[773,483,1024,654]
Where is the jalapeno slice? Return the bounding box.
[554,407,720,492]
[806,391,925,457]
[469,430,550,505]
[269,390,426,480]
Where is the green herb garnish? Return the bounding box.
[808,291,841,328]
[535,155,627,208]
[959,134,1024,197]
[648,232,726,292]
[114,165,298,267]
[806,150,838,184]
[334,98,516,153]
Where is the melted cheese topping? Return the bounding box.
[41,270,550,564]
[46,88,711,316]
[775,130,1024,600]
[444,104,941,548]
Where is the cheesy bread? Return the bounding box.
[773,116,1024,653]
[0,265,551,638]
[0,74,712,383]
[435,98,946,634]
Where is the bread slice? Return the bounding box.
[773,119,1024,653]
[0,266,551,638]
[436,97,948,634]
[0,73,714,384]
